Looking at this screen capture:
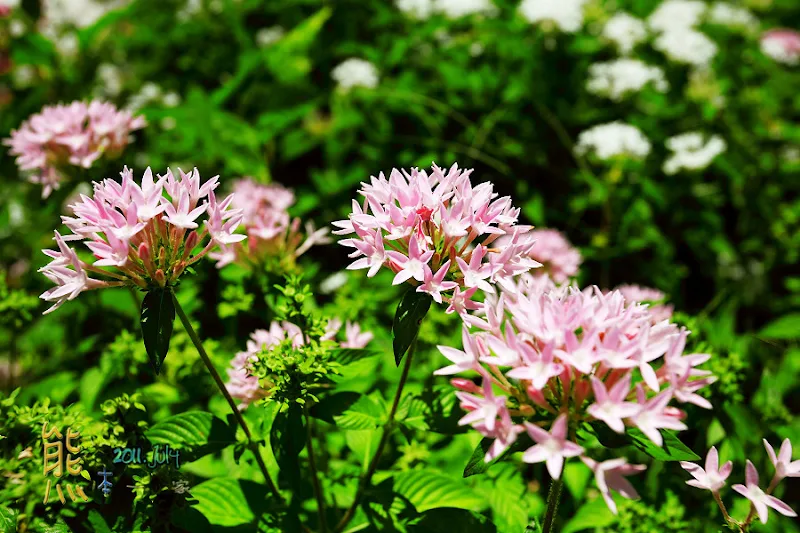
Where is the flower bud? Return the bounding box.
[184,231,199,253]
[154,269,166,286]
[518,404,535,417]
[451,378,481,394]
[158,246,166,263]
[138,242,150,262]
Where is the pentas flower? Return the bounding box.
[440,283,715,512]
[517,229,581,284]
[760,29,800,66]
[682,446,798,527]
[334,163,539,311]
[764,438,800,480]
[38,167,244,313]
[227,320,372,409]
[210,178,330,269]
[581,457,646,514]
[4,101,145,198]
[614,284,674,322]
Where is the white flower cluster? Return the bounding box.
[760,30,800,66]
[519,0,587,33]
[587,59,668,101]
[396,0,496,19]
[332,58,380,91]
[576,122,652,160]
[648,0,718,66]
[126,82,181,112]
[708,2,757,28]
[41,0,128,35]
[663,132,727,174]
[602,13,648,55]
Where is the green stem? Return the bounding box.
[306,408,328,533]
[171,291,283,504]
[541,477,564,533]
[335,341,417,532]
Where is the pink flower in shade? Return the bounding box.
[615,284,674,322]
[418,260,458,303]
[3,101,145,198]
[341,321,374,349]
[680,446,733,492]
[205,191,247,245]
[209,178,330,269]
[522,414,584,479]
[630,385,686,446]
[526,229,582,283]
[39,167,245,313]
[732,461,797,524]
[581,457,646,514]
[335,162,538,306]
[482,410,525,462]
[227,319,372,408]
[761,29,800,65]
[764,438,800,481]
[587,374,640,433]
[445,286,481,317]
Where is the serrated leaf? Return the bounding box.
[463,436,530,477]
[396,395,430,431]
[561,496,616,533]
[758,313,800,340]
[392,470,487,513]
[191,478,267,527]
[333,395,386,430]
[140,288,175,375]
[426,385,468,435]
[309,391,361,424]
[329,348,381,366]
[392,288,433,365]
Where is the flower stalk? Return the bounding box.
[541,477,564,533]
[171,291,283,504]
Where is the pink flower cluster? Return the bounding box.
[523,229,582,283]
[681,443,797,526]
[440,283,715,513]
[211,178,330,268]
[614,284,674,322]
[4,101,146,198]
[39,166,245,313]
[334,163,540,310]
[227,319,373,409]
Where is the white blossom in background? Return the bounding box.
[9,19,25,37]
[587,59,668,101]
[96,63,124,97]
[1,0,21,10]
[648,0,706,33]
[655,28,718,66]
[576,122,651,160]
[708,2,757,28]
[760,29,800,65]
[519,0,587,32]
[162,92,181,107]
[602,13,648,55]
[256,26,285,48]
[41,0,129,36]
[663,132,727,174]
[396,0,434,18]
[331,58,379,91]
[319,271,350,294]
[435,0,497,18]
[56,33,79,58]
[178,0,202,21]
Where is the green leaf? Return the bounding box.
[396,395,430,431]
[145,411,235,462]
[309,391,360,424]
[628,429,700,462]
[270,403,305,496]
[85,510,112,533]
[191,478,267,527]
[561,497,617,533]
[140,288,175,375]
[463,437,529,477]
[426,385,468,435]
[333,395,386,430]
[758,313,800,340]
[393,470,487,513]
[392,288,433,365]
[329,348,381,366]
[0,507,16,533]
